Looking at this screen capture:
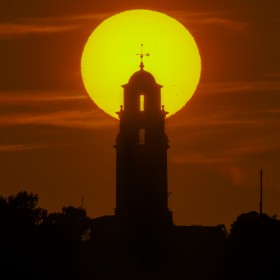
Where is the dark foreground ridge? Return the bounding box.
[0,191,280,280]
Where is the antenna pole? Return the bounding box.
[260,169,263,215]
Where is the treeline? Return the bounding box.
[226,211,280,279]
[0,191,93,279]
[0,191,279,280]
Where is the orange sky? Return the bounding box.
[0,0,280,228]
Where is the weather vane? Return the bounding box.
[136,44,150,69]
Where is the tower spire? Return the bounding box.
[136,44,150,70]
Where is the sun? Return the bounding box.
[81,9,201,119]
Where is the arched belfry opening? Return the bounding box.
[115,46,172,226]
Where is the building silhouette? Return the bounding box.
[115,60,172,227]
[91,52,226,279]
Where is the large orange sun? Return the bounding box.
[81,9,201,119]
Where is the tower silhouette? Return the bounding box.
[91,47,227,280]
[115,47,172,226]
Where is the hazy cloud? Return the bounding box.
[169,10,246,30]
[0,12,111,36]
[170,137,279,166]
[0,90,115,129]
[168,80,280,132]
[199,80,280,94]
[0,144,45,152]
[166,78,280,175]
[0,13,110,36]
[0,23,79,36]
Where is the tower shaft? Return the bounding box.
[115,68,172,226]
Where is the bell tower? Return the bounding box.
[115,46,172,226]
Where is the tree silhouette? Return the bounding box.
[43,206,91,242]
[0,191,94,280]
[227,211,280,280]
[0,191,47,226]
[0,192,47,279]
[2,191,280,280]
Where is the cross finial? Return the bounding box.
[136,44,150,70]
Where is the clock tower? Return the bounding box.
[115,47,172,226]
